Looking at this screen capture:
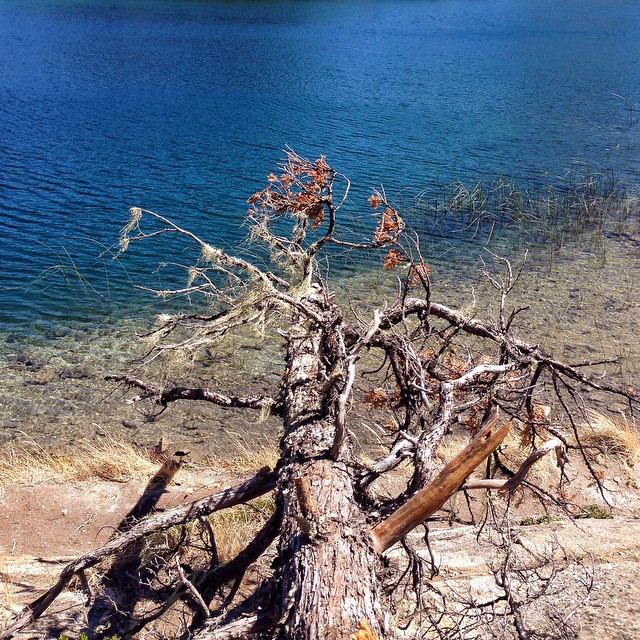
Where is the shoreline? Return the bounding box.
[2,431,640,639]
[1,226,640,451]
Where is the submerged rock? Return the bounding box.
[58,365,94,380]
[15,352,46,370]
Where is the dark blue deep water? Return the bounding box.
[2,0,640,331]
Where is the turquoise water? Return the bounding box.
[1,0,640,331]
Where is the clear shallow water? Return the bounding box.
[1,0,640,446]
[2,228,639,450]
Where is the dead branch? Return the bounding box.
[0,469,275,640]
[372,406,507,553]
[105,374,281,414]
[194,614,270,640]
[175,557,210,620]
[462,437,565,492]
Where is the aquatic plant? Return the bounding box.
[413,170,640,257]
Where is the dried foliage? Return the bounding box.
[1,439,158,485]
[582,409,639,465]
[350,619,380,640]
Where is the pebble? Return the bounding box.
[58,365,94,379]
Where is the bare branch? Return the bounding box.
[105,374,281,414]
[194,614,270,640]
[175,556,210,620]
[0,469,275,639]
[372,406,507,553]
[332,354,357,460]
[462,437,565,491]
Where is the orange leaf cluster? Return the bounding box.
[408,261,430,285]
[383,418,397,430]
[292,190,325,229]
[383,248,405,269]
[306,154,331,185]
[373,206,403,244]
[307,203,325,229]
[520,403,551,447]
[246,155,331,229]
[441,351,468,377]
[363,387,389,409]
[368,192,384,209]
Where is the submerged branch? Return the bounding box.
[105,374,282,414]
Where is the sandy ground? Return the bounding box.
[1,463,639,639]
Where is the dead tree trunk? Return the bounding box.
[4,151,637,640]
[272,317,384,638]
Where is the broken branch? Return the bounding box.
[371,406,508,553]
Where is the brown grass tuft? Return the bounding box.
[581,410,639,466]
[1,438,159,486]
[201,432,278,474]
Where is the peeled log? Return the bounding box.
[372,408,509,553]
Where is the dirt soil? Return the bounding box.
[1,464,640,639]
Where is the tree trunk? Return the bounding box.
[276,459,383,639]
[272,313,384,639]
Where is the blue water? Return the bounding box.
[2,0,640,331]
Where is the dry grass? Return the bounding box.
[1,429,281,489]
[435,432,469,465]
[581,409,639,466]
[207,494,276,562]
[0,571,18,629]
[201,432,279,474]
[0,558,32,630]
[1,438,160,486]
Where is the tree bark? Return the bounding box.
[272,314,384,639]
[276,459,383,639]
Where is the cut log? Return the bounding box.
[371,407,508,553]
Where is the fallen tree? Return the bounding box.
[3,151,637,640]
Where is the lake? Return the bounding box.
[1,0,639,446]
